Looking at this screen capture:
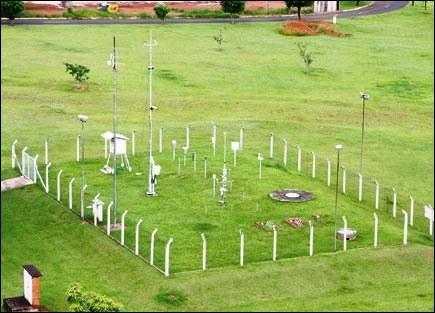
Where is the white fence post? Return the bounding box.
[427,205,433,236]
[297,145,301,172]
[81,184,87,219]
[132,130,136,156]
[409,195,414,226]
[240,127,244,150]
[135,219,143,255]
[201,233,207,271]
[374,213,378,248]
[186,125,190,149]
[309,221,314,256]
[159,128,163,153]
[21,147,28,175]
[392,187,397,218]
[68,177,75,209]
[269,133,274,159]
[106,201,113,235]
[11,139,18,169]
[402,210,408,245]
[258,153,263,180]
[76,135,80,162]
[311,151,316,178]
[150,228,158,266]
[342,216,347,252]
[272,226,277,261]
[45,138,49,165]
[283,139,288,167]
[33,154,39,183]
[239,229,244,266]
[56,170,63,201]
[164,238,174,277]
[212,174,217,197]
[212,123,217,157]
[342,166,346,194]
[121,210,128,246]
[327,159,331,187]
[45,163,52,193]
[375,180,380,209]
[358,173,363,201]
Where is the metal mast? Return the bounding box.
[111,36,118,223]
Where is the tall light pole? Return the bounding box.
[334,144,343,252]
[78,114,88,189]
[359,92,369,174]
[145,30,158,196]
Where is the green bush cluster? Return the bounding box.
[179,9,234,18]
[66,283,122,312]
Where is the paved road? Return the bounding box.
[1,1,408,25]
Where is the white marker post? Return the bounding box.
[212,174,217,197]
[311,151,316,178]
[258,153,264,180]
[309,221,314,256]
[283,139,288,167]
[327,159,331,187]
[211,122,217,151]
[56,170,63,201]
[11,139,18,169]
[342,216,347,252]
[297,145,302,172]
[201,233,207,271]
[358,173,363,201]
[68,177,75,209]
[45,162,51,193]
[402,210,408,245]
[132,130,136,156]
[106,201,113,235]
[272,225,277,261]
[342,166,346,194]
[392,187,397,218]
[409,195,414,226]
[121,210,128,246]
[171,140,176,161]
[269,133,274,159]
[76,135,80,162]
[374,213,379,248]
[159,128,163,153]
[424,205,433,236]
[80,184,87,218]
[239,229,244,266]
[45,138,49,165]
[231,142,240,168]
[375,180,380,210]
[211,136,216,158]
[164,238,174,277]
[135,219,143,255]
[150,228,158,265]
[239,127,244,150]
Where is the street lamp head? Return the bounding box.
[335,144,343,151]
[78,115,88,123]
[359,92,369,101]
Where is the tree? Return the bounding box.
[284,1,314,20]
[66,283,122,312]
[153,3,170,22]
[1,1,24,24]
[220,1,245,23]
[297,42,313,73]
[64,63,90,90]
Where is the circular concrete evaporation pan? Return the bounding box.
[336,228,358,240]
[269,189,314,202]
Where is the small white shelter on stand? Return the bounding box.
[101,131,132,174]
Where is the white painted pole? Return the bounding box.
[402,210,408,245]
[283,139,288,167]
[106,201,113,235]
[375,180,380,209]
[94,207,98,226]
[212,123,217,157]
[104,139,108,159]
[358,173,363,201]
[45,162,52,193]
[409,195,414,226]
[45,138,48,165]
[311,151,316,178]
[68,177,75,209]
[240,127,244,150]
[223,131,227,163]
[212,174,217,197]
[392,187,397,218]
[309,221,314,256]
[342,216,347,251]
[22,147,28,175]
[164,238,174,277]
[150,228,158,265]
[201,233,207,271]
[269,133,274,159]
[239,229,244,266]
[121,210,128,246]
[373,213,378,248]
[272,225,277,261]
[135,219,143,255]
[172,140,176,161]
[258,155,262,180]
[33,154,39,183]
[56,170,63,201]
[80,184,87,219]
[327,159,331,187]
[342,166,346,194]
[76,135,80,162]
[297,145,301,172]
[186,125,190,149]
[11,139,18,169]
[159,128,163,153]
[132,130,136,156]
[429,205,433,236]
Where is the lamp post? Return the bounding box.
[77,115,88,189]
[334,144,343,252]
[359,92,369,174]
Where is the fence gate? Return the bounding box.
[22,151,37,183]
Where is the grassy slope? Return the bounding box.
[1,186,433,312]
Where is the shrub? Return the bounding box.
[297,42,313,73]
[66,283,122,312]
[179,9,233,18]
[1,0,24,22]
[64,63,90,90]
[138,11,152,19]
[154,4,170,22]
[156,289,187,306]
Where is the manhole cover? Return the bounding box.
[269,189,314,202]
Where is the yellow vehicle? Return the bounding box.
[108,3,119,13]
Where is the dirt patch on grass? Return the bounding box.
[279,20,347,37]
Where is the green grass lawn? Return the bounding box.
[1,2,434,311]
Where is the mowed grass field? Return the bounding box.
[1,2,434,311]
